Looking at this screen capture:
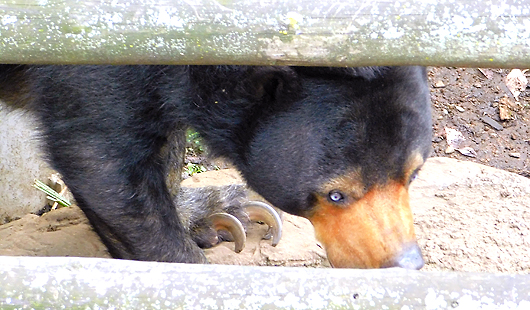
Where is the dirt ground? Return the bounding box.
[0,67,529,273]
[429,67,529,177]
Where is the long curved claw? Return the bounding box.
[243,201,282,246]
[209,213,246,253]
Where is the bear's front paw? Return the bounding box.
[193,200,282,253]
[176,184,282,253]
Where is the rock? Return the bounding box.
[0,105,55,223]
[0,207,109,258]
[499,104,514,120]
[434,81,445,88]
[181,168,245,188]
[432,136,443,143]
[411,157,530,273]
[445,146,455,154]
[500,96,517,110]
[456,146,477,158]
[505,69,528,100]
[481,116,504,131]
[478,68,494,79]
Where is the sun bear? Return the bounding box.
[0,65,431,269]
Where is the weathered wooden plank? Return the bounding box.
[0,256,529,309]
[0,0,529,67]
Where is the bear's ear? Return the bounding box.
[248,67,301,102]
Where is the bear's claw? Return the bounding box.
[209,200,282,252]
[242,201,282,247]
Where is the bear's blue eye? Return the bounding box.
[328,190,344,202]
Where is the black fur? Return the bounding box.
[0,65,431,263]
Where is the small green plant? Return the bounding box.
[33,179,71,208]
[186,128,205,154]
[184,162,207,176]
